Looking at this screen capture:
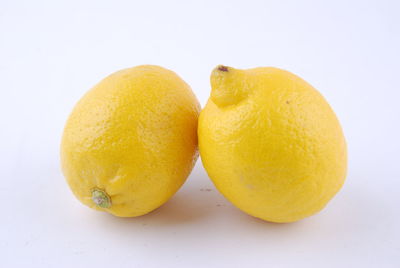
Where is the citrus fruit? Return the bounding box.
[61,65,200,217]
[199,65,347,223]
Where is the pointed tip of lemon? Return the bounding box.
[210,65,248,107]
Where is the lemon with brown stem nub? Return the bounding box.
[199,65,347,223]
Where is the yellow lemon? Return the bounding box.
[61,65,200,217]
[199,65,347,223]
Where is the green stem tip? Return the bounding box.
[92,188,111,208]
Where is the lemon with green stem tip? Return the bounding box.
[61,65,200,217]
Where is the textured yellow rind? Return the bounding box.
[199,66,347,223]
[61,65,200,217]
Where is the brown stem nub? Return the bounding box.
[217,65,229,72]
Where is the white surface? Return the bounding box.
[1,0,400,267]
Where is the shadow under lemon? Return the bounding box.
[84,164,329,232]
[90,167,225,227]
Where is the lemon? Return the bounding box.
[199,65,347,223]
[61,65,200,217]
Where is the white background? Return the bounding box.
[1,0,399,267]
